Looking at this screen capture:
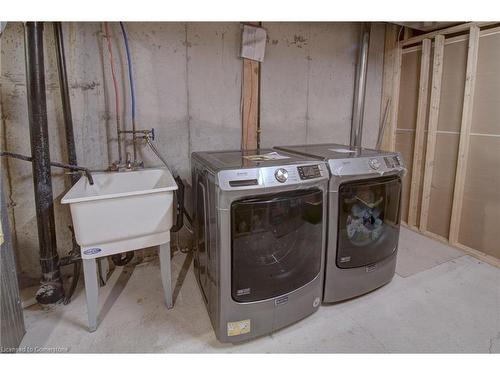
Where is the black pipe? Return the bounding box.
[0,151,94,185]
[24,22,64,304]
[54,22,78,185]
[53,22,83,304]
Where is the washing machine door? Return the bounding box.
[337,175,402,268]
[230,189,323,303]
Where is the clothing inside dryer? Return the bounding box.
[337,176,401,268]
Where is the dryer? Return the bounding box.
[275,144,405,303]
[191,149,328,342]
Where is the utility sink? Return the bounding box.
[62,168,178,259]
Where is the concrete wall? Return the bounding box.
[0,22,385,283]
[261,22,385,148]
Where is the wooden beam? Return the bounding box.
[387,39,402,151]
[419,35,445,231]
[407,38,431,227]
[379,23,399,151]
[403,27,412,41]
[241,23,260,151]
[449,26,480,244]
[403,25,500,56]
[399,22,497,48]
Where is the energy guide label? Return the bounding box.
[227,319,251,336]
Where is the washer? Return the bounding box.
[275,143,405,303]
[191,149,328,342]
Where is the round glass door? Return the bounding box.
[231,189,323,302]
[337,176,402,268]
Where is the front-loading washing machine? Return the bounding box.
[191,149,328,342]
[274,144,405,303]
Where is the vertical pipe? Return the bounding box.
[53,22,78,185]
[54,22,82,304]
[350,23,371,150]
[24,22,64,304]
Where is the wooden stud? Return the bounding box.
[379,23,399,151]
[402,25,500,56]
[403,27,411,41]
[449,26,480,244]
[387,40,402,151]
[407,38,431,227]
[241,23,260,151]
[419,35,445,231]
[399,22,496,47]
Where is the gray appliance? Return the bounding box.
[275,144,405,303]
[191,149,329,342]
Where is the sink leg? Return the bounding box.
[82,258,99,332]
[159,242,173,309]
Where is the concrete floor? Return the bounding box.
[19,228,500,353]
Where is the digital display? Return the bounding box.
[384,156,401,168]
[384,157,394,168]
[301,165,317,177]
[298,165,321,180]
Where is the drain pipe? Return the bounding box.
[54,22,78,185]
[24,22,64,304]
[350,23,371,150]
[54,21,82,304]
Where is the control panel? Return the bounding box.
[383,155,402,168]
[217,163,327,190]
[297,164,322,180]
[328,154,405,177]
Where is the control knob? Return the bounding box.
[369,158,381,170]
[274,168,288,183]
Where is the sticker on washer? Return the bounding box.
[83,248,102,256]
[313,297,321,308]
[340,256,351,263]
[366,264,377,273]
[275,295,288,306]
[236,288,251,296]
[227,319,251,336]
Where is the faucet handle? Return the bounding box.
[150,128,155,141]
[125,152,132,169]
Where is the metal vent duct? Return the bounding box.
[350,23,370,150]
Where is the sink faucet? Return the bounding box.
[126,152,132,170]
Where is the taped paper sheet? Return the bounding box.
[328,148,355,153]
[244,152,290,161]
[240,24,267,62]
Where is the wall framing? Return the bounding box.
[448,25,480,244]
[385,22,500,267]
[419,35,445,231]
[241,22,260,151]
[407,38,431,227]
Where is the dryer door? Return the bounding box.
[337,175,402,268]
[231,189,323,303]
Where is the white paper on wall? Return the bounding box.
[240,24,267,62]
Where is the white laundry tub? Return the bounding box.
[61,168,178,259]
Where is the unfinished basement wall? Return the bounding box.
[260,22,385,148]
[458,31,500,259]
[391,25,500,264]
[0,22,385,283]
